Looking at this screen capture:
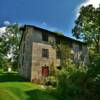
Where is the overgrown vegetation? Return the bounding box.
[54,54,100,100]
[47,4,100,100]
[51,4,100,100]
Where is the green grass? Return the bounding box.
[0,70,58,100]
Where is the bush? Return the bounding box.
[55,54,100,100]
[44,76,57,87]
[56,67,87,100]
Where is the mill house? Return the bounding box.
[19,25,88,83]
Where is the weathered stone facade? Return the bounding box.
[19,25,88,82]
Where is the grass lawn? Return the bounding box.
[0,70,58,100]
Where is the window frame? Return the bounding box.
[42,48,49,58]
[56,37,60,44]
[42,32,48,42]
[56,50,61,59]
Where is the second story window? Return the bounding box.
[79,45,82,50]
[42,32,48,42]
[56,50,61,59]
[56,37,60,44]
[42,49,49,58]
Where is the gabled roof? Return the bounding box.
[19,24,87,47]
[25,25,86,44]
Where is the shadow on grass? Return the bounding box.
[0,72,27,82]
[26,89,58,100]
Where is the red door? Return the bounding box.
[42,66,49,77]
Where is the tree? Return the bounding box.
[72,5,100,53]
[0,36,7,69]
[0,24,21,71]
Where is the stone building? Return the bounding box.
[19,25,88,83]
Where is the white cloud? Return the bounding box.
[40,21,60,32]
[0,27,6,36]
[42,22,47,27]
[82,0,100,8]
[76,0,100,17]
[4,20,10,26]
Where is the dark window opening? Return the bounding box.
[42,49,49,58]
[56,37,60,44]
[57,66,62,70]
[42,32,48,41]
[68,41,73,48]
[42,66,49,77]
[79,45,82,50]
[56,50,61,59]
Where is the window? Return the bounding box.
[57,66,62,70]
[74,45,79,52]
[42,49,49,58]
[67,41,72,48]
[79,45,82,50]
[56,37,60,44]
[42,32,48,41]
[56,50,61,59]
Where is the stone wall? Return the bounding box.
[31,42,60,82]
[19,27,33,80]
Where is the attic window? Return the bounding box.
[42,32,48,41]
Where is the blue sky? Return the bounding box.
[0,0,99,37]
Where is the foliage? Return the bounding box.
[72,5,100,53]
[0,24,21,71]
[50,62,56,76]
[44,76,57,87]
[53,32,64,36]
[55,54,100,100]
[56,61,84,100]
[0,37,6,68]
[50,40,72,68]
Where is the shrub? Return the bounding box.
[56,67,87,100]
[44,76,57,87]
[56,54,100,100]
